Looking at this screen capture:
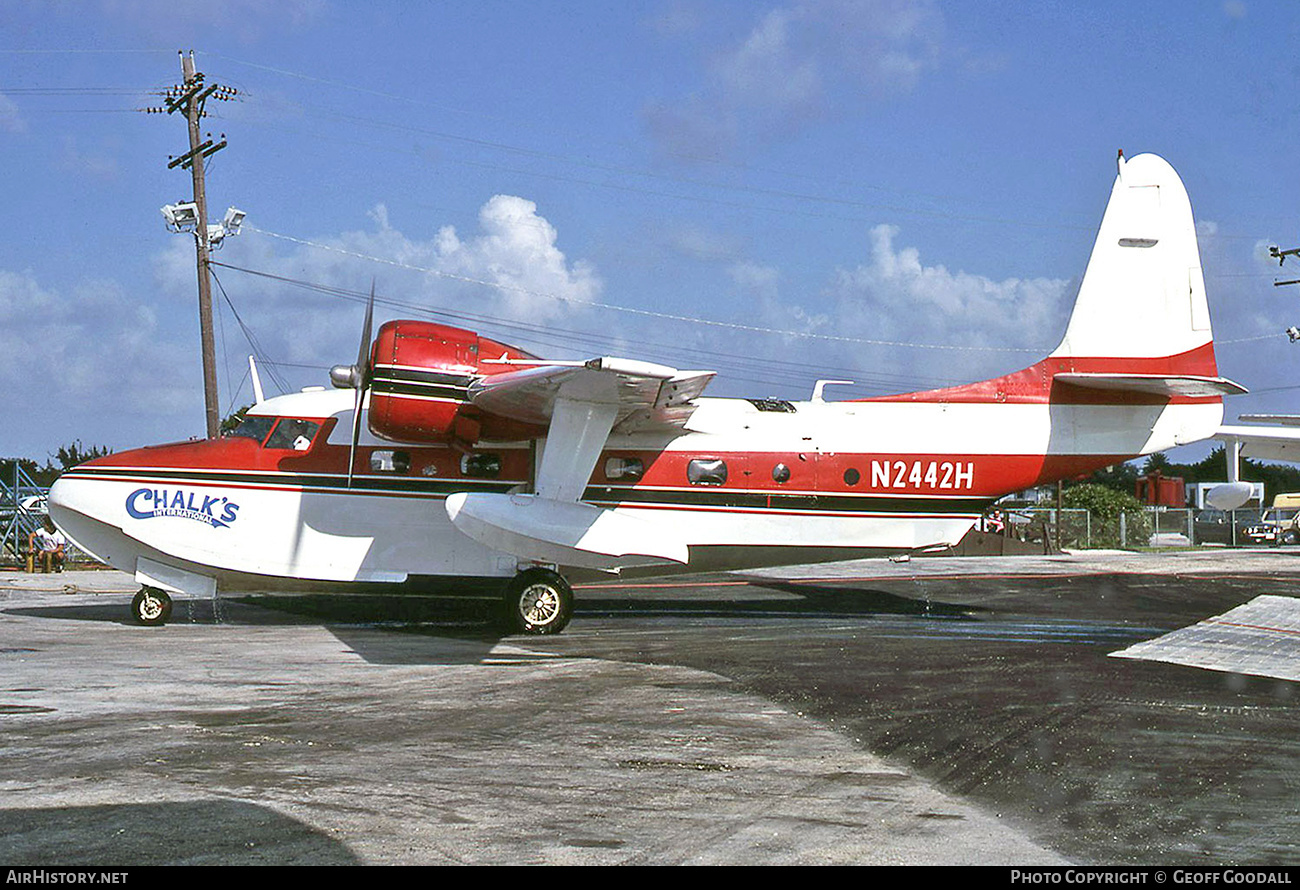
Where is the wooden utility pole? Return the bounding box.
[1270,245,1300,289]
[182,52,220,439]
[152,51,235,439]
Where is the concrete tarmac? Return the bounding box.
[2,549,1299,865]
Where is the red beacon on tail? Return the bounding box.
[50,153,1242,634]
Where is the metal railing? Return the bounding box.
[1,463,47,562]
[1,466,91,567]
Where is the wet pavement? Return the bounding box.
[2,549,1298,865]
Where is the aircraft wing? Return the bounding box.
[1237,414,1300,427]
[1216,424,1300,464]
[468,357,715,433]
[446,357,714,570]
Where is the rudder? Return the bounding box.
[1051,152,1215,372]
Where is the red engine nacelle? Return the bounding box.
[366,320,539,444]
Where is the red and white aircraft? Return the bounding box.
[49,153,1243,634]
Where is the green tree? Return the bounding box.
[1062,483,1151,548]
[2,441,111,488]
[1142,447,1300,505]
[221,405,252,436]
[1142,452,1171,475]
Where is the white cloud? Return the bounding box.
[717,8,821,119]
[155,194,603,392]
[829,223,1068,352]
[644,0,945,157]
[0,92,26,134]
[4,193,605,455]
[0,268,197,455]
[660,223,745,262]
[434,195,602,322]
[731,223,1072,390]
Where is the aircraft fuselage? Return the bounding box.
[50,382,1219,596]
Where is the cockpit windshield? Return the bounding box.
[225,415,320,451]
[266,418,321,451]
[226,415,276,444]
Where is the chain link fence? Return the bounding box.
[1011,507,1271,549]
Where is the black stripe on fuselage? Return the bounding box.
[62,465,993,515]
[63,465,516,496]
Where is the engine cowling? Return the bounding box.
[365,320,539,444]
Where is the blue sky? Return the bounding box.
[2,1,1298,463]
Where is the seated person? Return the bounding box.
[28,518,67,573]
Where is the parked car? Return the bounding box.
[1262,506,1300,545]
[1193,508,1274,546]
[0,494,48,525]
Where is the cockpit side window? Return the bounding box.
[226,415,277,445]
[265,418,322,451]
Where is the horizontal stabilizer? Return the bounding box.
[1054,372,1247,398]
[445,492,688,570]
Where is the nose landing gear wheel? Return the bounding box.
[131,586,172,626]
[500,568,573,636]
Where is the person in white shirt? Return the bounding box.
[28,518,66,573]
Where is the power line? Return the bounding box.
[243,226,1044,354]
[206,261,965,394]
[209,267,293,396]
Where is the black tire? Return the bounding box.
[499,568,573,636]
[1285,530,1299,546]
[131,586,172,626]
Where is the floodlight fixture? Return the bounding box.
[205,208,247,249]
[160,201,200,232]
[222,207,246,235]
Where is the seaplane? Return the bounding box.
[49,152,1244,634]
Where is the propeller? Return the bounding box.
[329,280,376,488]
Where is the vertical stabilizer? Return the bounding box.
[1050,153,1215,372]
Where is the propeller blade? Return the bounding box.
[358,279,375,373]
[347,281,377,488]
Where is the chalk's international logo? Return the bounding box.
[125,488,240,528]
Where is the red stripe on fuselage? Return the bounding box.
[859,343,1222,405]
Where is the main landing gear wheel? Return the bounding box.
[499,568,573,636]
[131,586,172,627]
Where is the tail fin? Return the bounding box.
[866,152,1242,409]
[1053,154,1213,368]
[1048,152,1244,398]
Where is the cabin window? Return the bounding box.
[461,453,501,478]
[226,415,276,445]
[370,450,410,474]
[687,458,728,486]
[772,463,791,483]
[605,456,644,483]
[843,468,861,486]
[265,418,321,451]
